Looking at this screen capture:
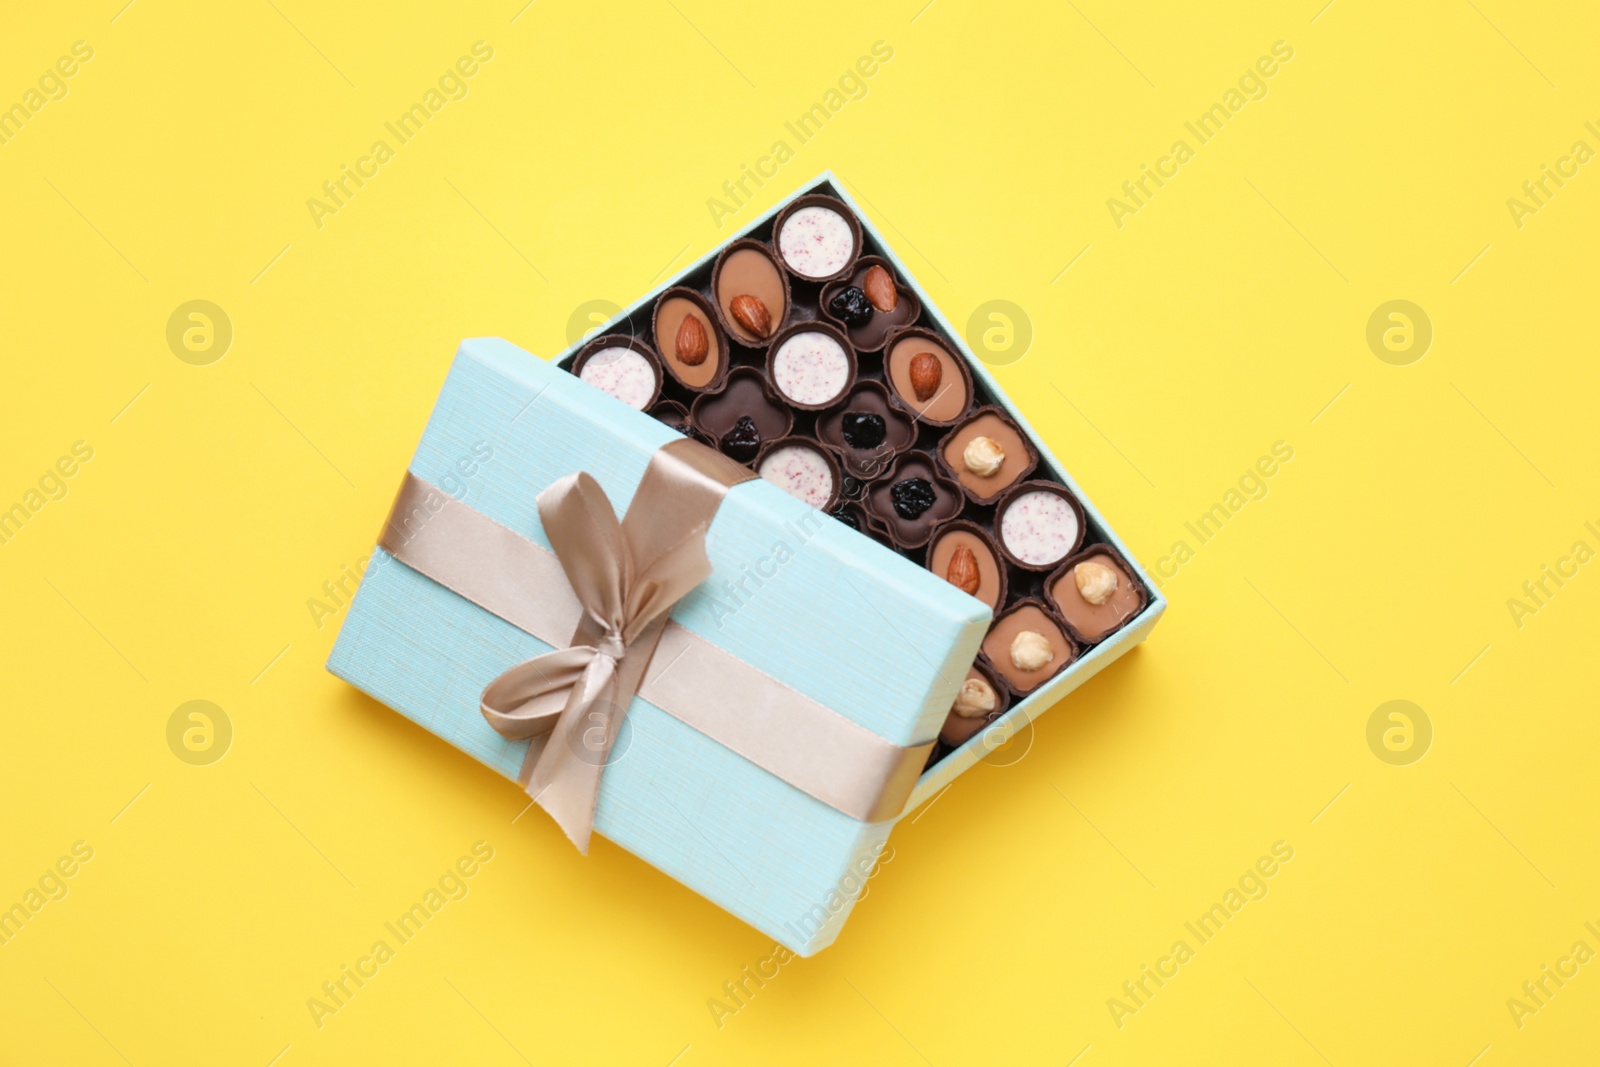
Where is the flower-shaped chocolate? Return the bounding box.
[690,367,794,465]
[815,381,916,479]
[863,453,963,549]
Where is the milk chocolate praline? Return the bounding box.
[712,239,790,347]
[690,367,794,465]
[771,194,862,283]
[755,436,841,512]
[570,334,663,411]
[820,256,920,352]
[652,287,728,392]
[816,381,916,479]
[979,599,1078,695]
[1045,545,1149,646]
[763,320,858,411]
[883,325,973,427]
[993,480,1087,571]
[863,453,963,549]
[924,519,1007,612]
[939,405,1038,505]
[940,660,1011,747]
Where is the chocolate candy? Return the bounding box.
[939,662,1009,747]
[995,480,1086,570]
[572,335,662,411]
[1046,546,1148,645]
[765,322,856,410]
[713,239,789,346]
[691,367,794,465]
[884,326,972,425]
[756,437,840,511]
[981,600,1077,694]
[773,194,861,282]
[821,257,919,352]
[940,406,1038,505]
[815,381,915,479]
[653,287,727,391]
[926,520,1006,611]
[864,454,961,548]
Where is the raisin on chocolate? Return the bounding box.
[827,286,874,328]
[890,477,938,520]
[720,416,762,463]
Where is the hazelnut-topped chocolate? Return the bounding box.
[571,334,662,411]
[864,453,962,549]
[821,257,920,352]
[885,327,972,425]
[756,437,839,511]
[1047,547,1148,644]
[926,520,1006,611]
[691,367,793,465]
[940,662,1009,747]
[940,406,1037,504]
[815,381,915,478]
[981,600,1077,694]
[713,239,789,347]
[653,287,726,391]
[765,322,856,410]
[995,480,1086,570]
[773,195,861,282]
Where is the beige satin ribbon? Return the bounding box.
[378,438,933,852]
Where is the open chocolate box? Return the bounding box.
[328,173,1165,955]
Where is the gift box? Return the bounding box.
[328,173,1166,955]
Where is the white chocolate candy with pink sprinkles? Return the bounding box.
[579,348,654,410]
[1000,491,1078,566]
[778,206,854,279]
[759,445,835,509]
[771,331,850,406]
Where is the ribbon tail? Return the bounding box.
[526,652,621,855]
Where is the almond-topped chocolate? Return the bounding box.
[815,381,916,479]
[820,256,920,352]
[940,406,1038,504]
[863,453,962,549]
[713,239,789,346]
[1046,546,1148,645]
[980,600,1077,694]
[925,520,1006,611]
[653,287,727,391]
[691,367,793,465]
[885,327,972,425]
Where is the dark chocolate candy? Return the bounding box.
[863,453,962,549]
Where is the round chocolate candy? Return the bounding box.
[571,334,663,411]
[994,480,1087,571]
[772,194,862,283]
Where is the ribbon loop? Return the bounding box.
[478,440,746,853]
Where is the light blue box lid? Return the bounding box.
[329,336,992,953]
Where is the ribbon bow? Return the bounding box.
[480,450,737,852]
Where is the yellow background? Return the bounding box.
[3,0,1597,1063]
